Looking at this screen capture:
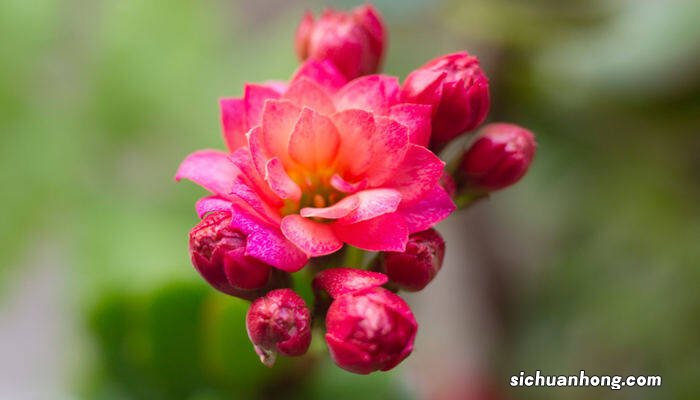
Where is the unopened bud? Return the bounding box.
[246,289,312,367]
[379,229,445,292]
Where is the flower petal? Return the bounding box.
[195,196,231,218]
[332,109,375,178]
[229,147,282,207]
[230,204,308,272]
[389,103,432,147]
[244,83,283,128]
[313,268,388,299]
[281,215,343,256]
[338,188,402,224]
[261,100,302,166]
[333,213,408,252]
[330,174,368,194]
[398,184,456,232]
[175,150,238,198]
[335,75,400,114]
[300,195,360,219]
[230,179,281,225]
[265,157,302,201]
[289,108,341,169]
[283,78,336,115]
[389,144,445,203]
[220,98,247,152]
[364,117,409,186]
[291,59,348,93]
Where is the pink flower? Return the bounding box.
[459,123,536,192]
[176,60,455,272]
[379,228,445,292]
[189,211,272,299]
[246,289,312,366]
[325,286,417,374]
[295,5,385,80]
[402,52,490,149]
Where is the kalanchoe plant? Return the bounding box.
[175,3,536,374]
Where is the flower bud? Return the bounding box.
[379,229,445,292]
[401,52,490,150]
[325,287,417,374]
[313,267,388,299]
[459,123,536,192]
[246,289,312,367]
[295,5,386,80]
[189,211,272,298]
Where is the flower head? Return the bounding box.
[296,5,385,80]
[325,286,417,374]
[402,52,490,149]
[189,211,272,299]
[459,123,536,192]
[379,228,445,292]
[176,61,455,272]
[246,288,312,367]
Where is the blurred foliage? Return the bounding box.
[1,0,699,399]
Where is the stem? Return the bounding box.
[342,245,366,268]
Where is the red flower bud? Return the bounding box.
[325,287,417,374]
[189,211,272,298]
[459,123,536,192]
[246,289,312,367]
[313,267,388,299]
[402,52,490,149]
[295,5,386,80]
[380,229,445,292]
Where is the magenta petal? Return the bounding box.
[389,103,432,147]
[398,184,456,232]
[313,268,388,298]
[229,147,282,208]
[230,204,308,272]
[230,179,281,225]
[291,59,348,93]
[175,149,238,198]
[220,98,248,152]
[389,144,445,203]
[334,213,409,252]
[300,195,360,219]
[338,188,402,224]
[195,196,232,218]
[335,74,400,114]
[283,78,336,115]
[330,174,368,194]
[281,215,344,257]
[265,157,302,201]
[244,83,283,128]
[364,117,409,186]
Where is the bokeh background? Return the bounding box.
[1,0,699,399]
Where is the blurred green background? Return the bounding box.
[1,0,699,399]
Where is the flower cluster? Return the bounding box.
[176,4,536,373]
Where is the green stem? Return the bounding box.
[342,245,366,268]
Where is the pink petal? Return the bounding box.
[330,174,368,194]
[261,100,302,166]
[332,109,375,179]
[398,184,456,232]
[265,157,302,201]
[335,75,400,114]
[364,117,409,186]
[220,98,247,152]
[400,69,445,106]
[283,78,336,115]
[313,268,388,299]
[389,103,432,147]
[291,59,348,93]
[175,149,238,198]
[300,195,360,219]
[229,147,282,208]
[194,196,231,218]
[230,179,281,225]
[230,204,308,272]
[333,213,409,252]
[389,144,445,203]
[338,188,402,224]
[247,126,271,177]
[289,108,341,169]
[281,215,343,257]
[244,83,283,128]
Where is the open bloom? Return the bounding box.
[176,60,455,272]
[325,286,417,374]
[296,5,385,80]
[246,289,312,366]
[459,122,536,192]
[402,52,490,149]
